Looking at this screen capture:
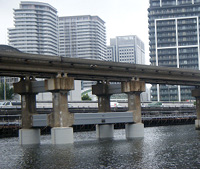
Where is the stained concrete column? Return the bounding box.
[21,94,36,129]
[127,93,142,123]
[92,82,111,112]
[192,88,200,130]
[122,80,145,138]
[50,92,73,127]
[92,82,114,138]
[14,77,40,145]
[45,76,74,144]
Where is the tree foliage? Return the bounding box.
[0,83,14,100]
[81,94,92,101]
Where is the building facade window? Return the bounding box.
[149,1,200,101]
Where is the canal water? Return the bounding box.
[0,125,200,169]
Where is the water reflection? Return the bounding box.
[0,125,200,168]
[19,145,41,168]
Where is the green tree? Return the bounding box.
[81,94,92,101]
[0,83,14,100]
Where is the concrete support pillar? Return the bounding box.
[92,82,111,112]
[45,76,74,144]
[14,77,40,145]
[98,95,111,112]
[51,92,73,127]
[96,124,114,139]
[19,129,40,145]
[21,93,36,129]
[14,77,37,129]
[92,82,113,138]
[125,123,144,138]
[122,80,145,138]
[50,92,74,144]
[51,127,73,144]
[192,89,200,130]
[127,93,142,123]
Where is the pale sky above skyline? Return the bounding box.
[0,0,150,63]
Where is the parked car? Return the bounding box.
[111,102,121,108]
[0,101,21,108]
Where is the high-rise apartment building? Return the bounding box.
[58,15,106,60]
[59,15,106,89]
[7,2,107,99]
[107,35,145,64]
[7,1,59,101]
[8,1,58,56]
[148,0,200,101]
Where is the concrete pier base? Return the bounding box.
[195,120,200,130]
[19,129,40,145]
[51,127,74,144]
[125,123,144,138]
[96,124,114,139]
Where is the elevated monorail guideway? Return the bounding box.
[0,51,200,86]
[1,50,200,145]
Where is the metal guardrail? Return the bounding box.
[32,112,134,127]
[31,112,197,127]
[73,112,134,125]
[0,113,197,127]
[32,114,48,127]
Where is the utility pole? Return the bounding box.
[4,77,6,101]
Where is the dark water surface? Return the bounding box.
[1,125,200,169]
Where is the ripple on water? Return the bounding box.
[0,125,200,168]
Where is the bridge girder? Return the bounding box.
[0,51,200,86]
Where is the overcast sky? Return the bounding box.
[0,0,150,63]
